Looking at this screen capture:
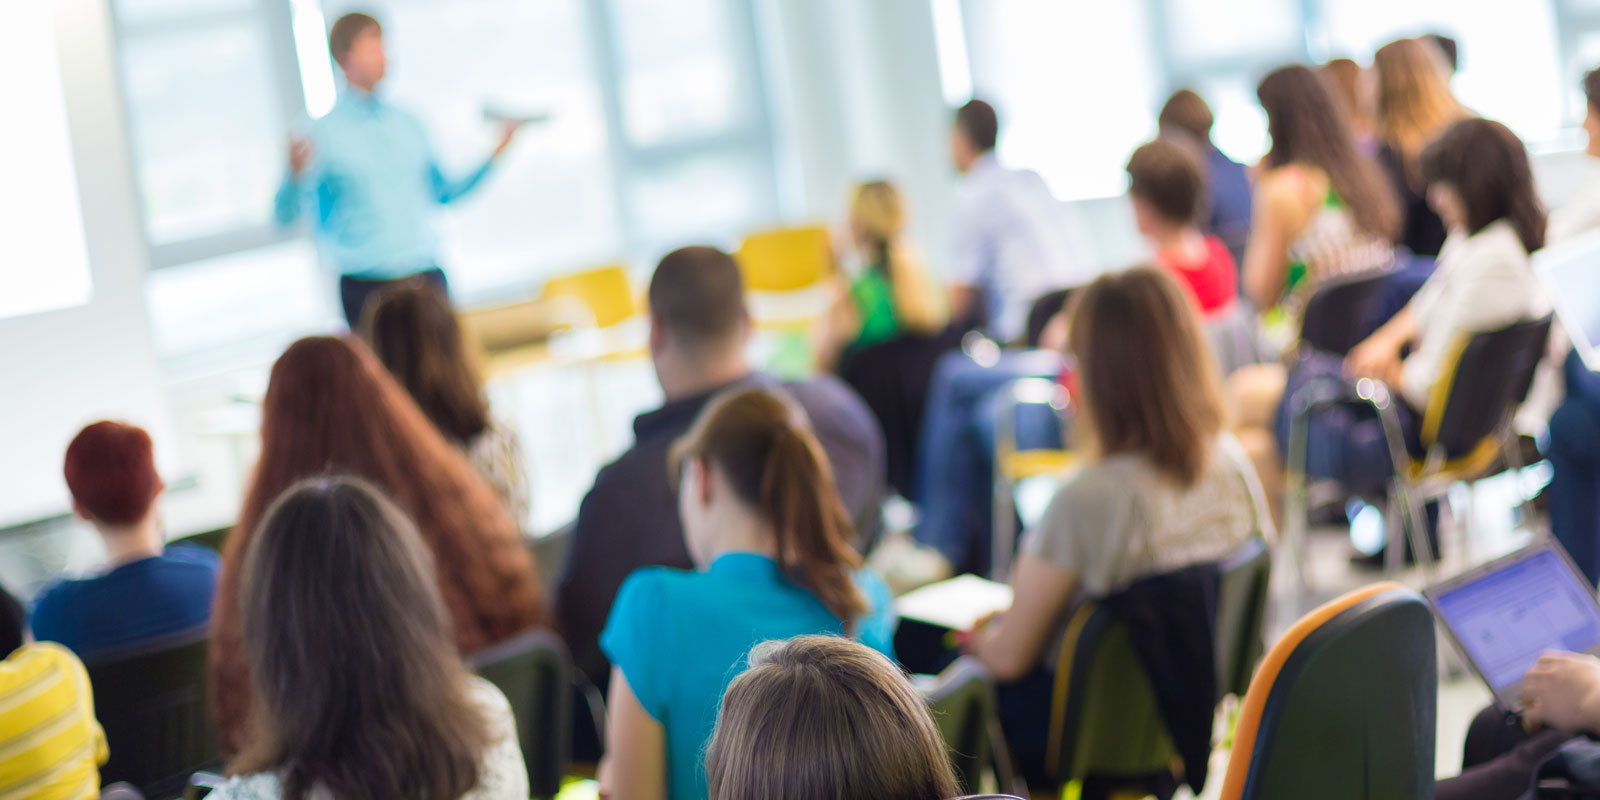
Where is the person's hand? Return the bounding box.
[491,121,520,160]
[288,137,314,178]
[596,756,613,800]
[955,611,1003,654]
[1344,334,1402,385]
[1522,651,1600,732]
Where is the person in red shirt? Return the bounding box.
[1126,138,1239,320]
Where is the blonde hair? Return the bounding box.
[1375,38,1466,187]
[849,181,944,334]
[706,635,959,800]
[1067,266,1225,486]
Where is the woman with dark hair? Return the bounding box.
[1284,118,1550,509]
[599,387,895,800]
[1373,38,1467,258]
[1230,64,1402,522]
[364,284,530,524]
[1242,65,1400,315]
[210,476,527,800]
[210,336,544,753]
[706,636,959,800]
[968,266,1266,791]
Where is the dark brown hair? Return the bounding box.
[212,336,542,753]
[706,636,959,800]
[1126,139,1204,226]
[231,476,488,800]
[954,99,999,153]
[1584,66,1600,114]
[364,283,491,445]
[1422,117,1547,253]
[648,246,747,352]
[328,12,380,62]
[1258,65,1400,240]
[1158,89,1214,144]
[1067,267,1225,486]
[670,389,867,626]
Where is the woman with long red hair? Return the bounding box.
[209,336,544,753]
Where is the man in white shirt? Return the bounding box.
[946,100,1085,343]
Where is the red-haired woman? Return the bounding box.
[209,336,544,753]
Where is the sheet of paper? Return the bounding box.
[894,574,1014,631]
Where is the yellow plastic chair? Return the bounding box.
[540,263,639,330]
[991,377,1075,579]
[734,225,833,293]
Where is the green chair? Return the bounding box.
[469,628,575,800]
[1046,603,1176,799]
[86,626,220,800]
[1214,538,1272,700]
[923,656,1017,795]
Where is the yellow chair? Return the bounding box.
[457,297,565,378]
[540,263,639,330]
[734,225,833,293]
[991,377,1075,579]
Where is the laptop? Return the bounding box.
[1534,229,1600,371]
[1425,537,1600,711]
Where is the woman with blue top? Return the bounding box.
[598,387,896,800]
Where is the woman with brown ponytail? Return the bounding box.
[597,387,895,800]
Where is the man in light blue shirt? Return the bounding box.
[275,12,518,326]
[947,99,1086,344]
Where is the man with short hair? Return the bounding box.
[275,12,520,326]
[946,99,1085,343]
[556,246,885,691]
[29,422,219,661]
[1157,89,1254,272]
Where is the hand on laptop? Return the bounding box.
[1522,651,1600,733]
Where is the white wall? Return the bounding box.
[0,0,177,527]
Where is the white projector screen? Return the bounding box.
[0,0,177,529]
[0,1,92,320]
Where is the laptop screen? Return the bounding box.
[1431,546,1600,693]
[1535,230,1600,371]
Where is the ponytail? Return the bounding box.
[672,388,870,631]
[759,427,869,630]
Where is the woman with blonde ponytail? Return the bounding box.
[818,180,945,369]
[597,387,895,800]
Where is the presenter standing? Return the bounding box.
[275,12,519,327]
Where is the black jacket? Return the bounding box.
[1105,562,1221,795]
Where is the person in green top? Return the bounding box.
[816,180,945,370]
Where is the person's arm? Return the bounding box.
[946,184,992,328]
[600,669,668,800]
[1241,170,1305,311]
[947,285,981,327]
[969,553,1079,682]
[430,122,519,205]
[1522,651,1600,733]
[1565,349,1600,418]
[1345,305,1417,387]
[274,137,316,226]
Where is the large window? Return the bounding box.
[126,0,779,358]
[947,0,1600,201]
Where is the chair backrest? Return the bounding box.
[86,626,220,799]
[168,526,230,554]
[1049,603,1174,788]
[469,628,575,800]
[1298,269,1397,357]
[1220,583,1436,800]
[1214,538,1272,699]
[924,657,1011,794]
[1423,316,1552,460]
[540,264,638,329]
[735,225,832,292]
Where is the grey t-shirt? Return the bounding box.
[1021,434,1264,597]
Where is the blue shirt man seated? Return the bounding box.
[274,12,519,327]
[29,422,219,662]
